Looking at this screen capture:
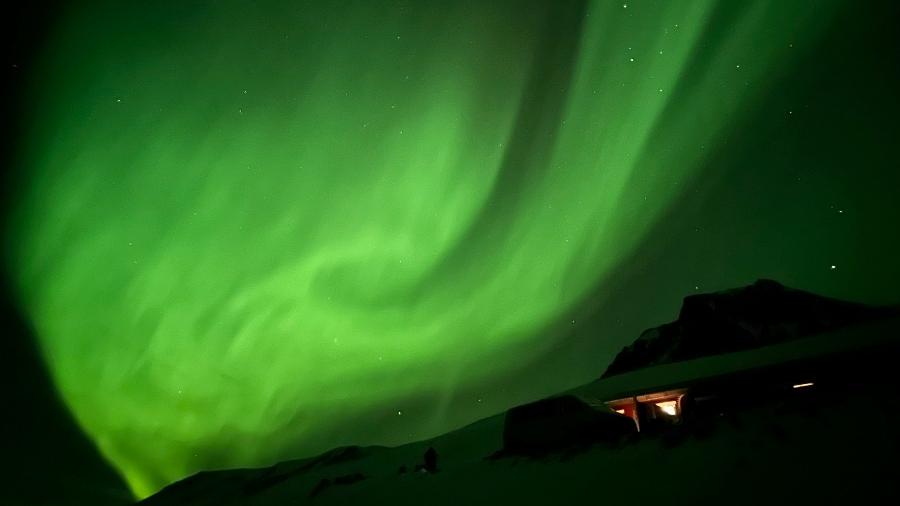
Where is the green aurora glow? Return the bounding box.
[9,0,893,498]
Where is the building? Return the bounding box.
[605,388,687,432]
[571,316,900,433]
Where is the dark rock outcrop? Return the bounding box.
[308,473,366,499]
[242,445,368,496]
[500,395,635,456]
[603,279,897,378]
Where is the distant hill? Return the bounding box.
[601,279,899,378]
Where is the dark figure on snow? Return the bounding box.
[423,447,438,473]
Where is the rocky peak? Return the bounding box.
[602,280,897,378]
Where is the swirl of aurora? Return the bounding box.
[6,0,838,498]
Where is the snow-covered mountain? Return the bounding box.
[602,279,898,378]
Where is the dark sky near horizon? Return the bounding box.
[3,0,899,502]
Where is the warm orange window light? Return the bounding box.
[793,382,814,389]
[655,401,678,416]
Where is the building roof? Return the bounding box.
[568,316,900,405]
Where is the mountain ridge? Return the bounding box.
[601,279,898,378]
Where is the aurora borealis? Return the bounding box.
[5,0,900,500]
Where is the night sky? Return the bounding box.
[3,0,899,502]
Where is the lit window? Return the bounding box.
[656,401,677,416]
[615,409,626,415]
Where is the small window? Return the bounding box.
[655,400,677,416]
